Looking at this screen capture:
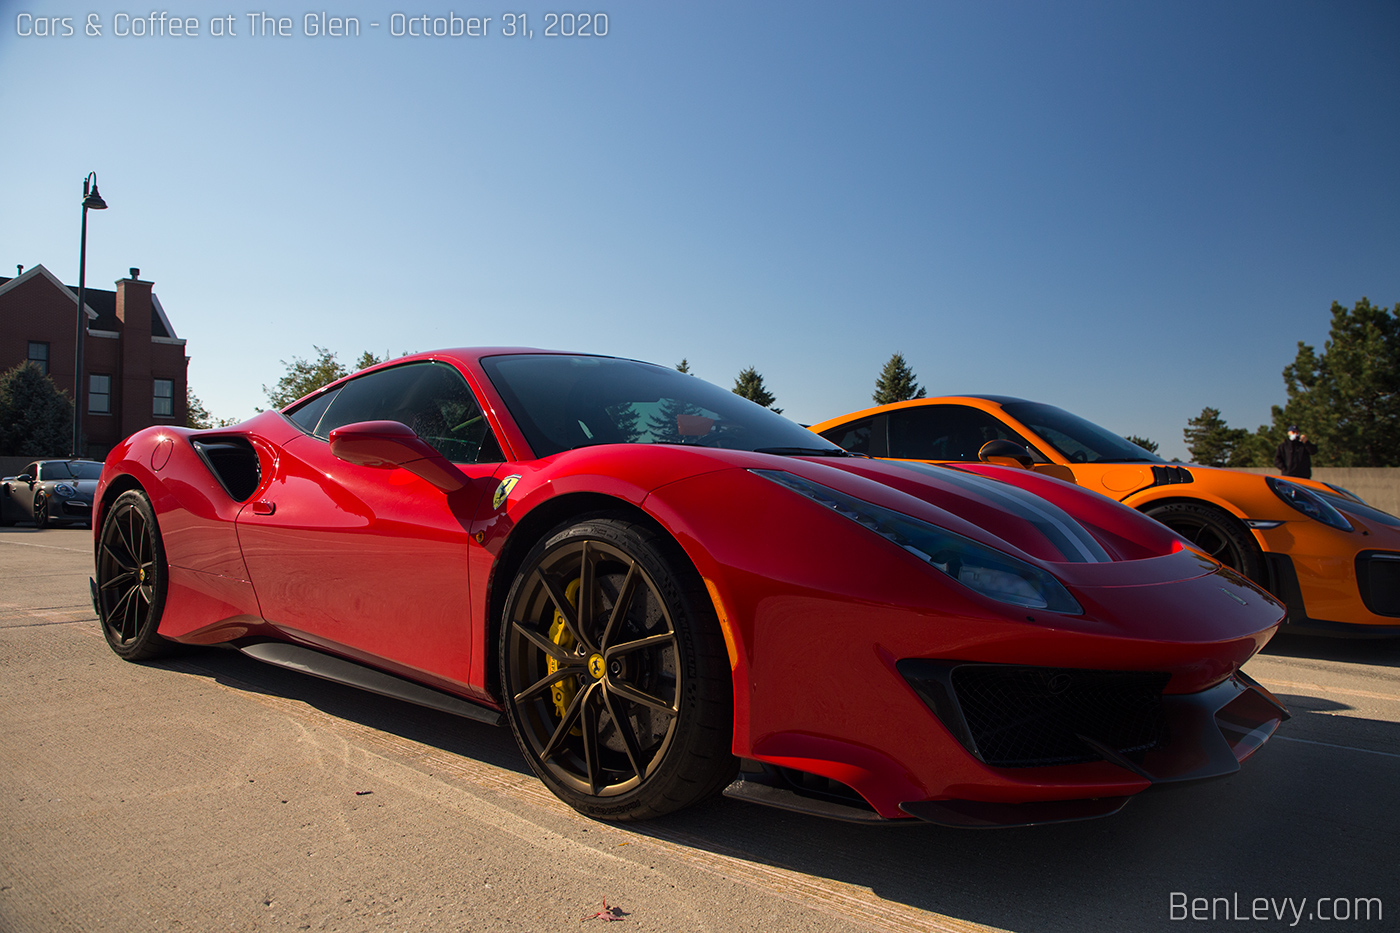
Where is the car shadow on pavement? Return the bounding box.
[1264,631,1400,668]
[147,644,1399,933]
[149,644,534,778]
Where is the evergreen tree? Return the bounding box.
[1183,407,1251,466]
[675,359,691,374]
[1269,298,1400,467]
[733,366,781,413]
[0,363,73,456]
[1124,435,1158,454]
[872,353,926,404]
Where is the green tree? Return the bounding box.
[1183,407,1251,466]
[0,363,73,456]
[733,366,782,414]
[872,353,926,405]
[675,359,691,374]
[1269,298,1400,467]
[354,351,384,371]
[187,388,215,429]
[1230,426,1280,469]
[1124,435,1159,454]
[261,346,349,410]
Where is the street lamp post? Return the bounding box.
[73,172,107,458]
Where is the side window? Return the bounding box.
[286,388,338,435]
[316,362,504,463]
[888,406,1043,462]
[819,417,876,455]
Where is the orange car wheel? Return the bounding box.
[1144,502,1266,583]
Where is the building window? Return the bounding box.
[27,342,49,375]
[153,379,174,417]
[89,374,112,414]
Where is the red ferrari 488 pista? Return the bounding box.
[93,349,1288,826]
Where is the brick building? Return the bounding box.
[0,263,188,459]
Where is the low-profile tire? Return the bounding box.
[499,515,736,821]
[1144,501,1266,583]
[96,490,173,661]
[33,496,50,529]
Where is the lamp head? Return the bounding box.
[82,173,107,210]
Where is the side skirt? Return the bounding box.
[238,641,504,726]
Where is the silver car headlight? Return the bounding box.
[54,483,78,498]
[752,469,1082,614]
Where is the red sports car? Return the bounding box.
[93,349,1288,827]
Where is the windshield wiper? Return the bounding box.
[752,447,856,457]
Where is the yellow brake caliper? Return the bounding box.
[547,578,583,729]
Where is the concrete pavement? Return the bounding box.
[2,526,1397,932]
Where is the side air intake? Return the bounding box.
[191,437,261,502]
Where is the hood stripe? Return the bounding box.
[889,462,1111,564]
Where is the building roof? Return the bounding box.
[0,268,175,338]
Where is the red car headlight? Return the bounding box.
[752,469,1083,614]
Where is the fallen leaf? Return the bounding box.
[581,899,629,922]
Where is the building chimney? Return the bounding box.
[116,272,155,437]
[129,267,140,280]
[16,265,23,276]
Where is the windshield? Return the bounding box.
[481,354,841,458]
[44,461,103,480]
[1000,402,1164,464]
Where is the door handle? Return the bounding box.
[251,500,276,515]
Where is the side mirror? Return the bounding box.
[17,474,34,485]
[329,420,468,494]
[978,439,1035,470]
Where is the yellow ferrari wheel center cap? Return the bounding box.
[138,568,145,583]
[588,654,606,680]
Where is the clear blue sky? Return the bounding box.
[2,0,1396,460]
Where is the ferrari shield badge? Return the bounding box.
[493,474,521,510]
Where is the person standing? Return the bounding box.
[1274,425,1318,479]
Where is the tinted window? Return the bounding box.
[820,416,876,455]
[287,388,338,435]
[481,354,840,458]
[315,362,503,463]
[1000,402,1163,464]
[887,405,1043,462]
[58,461,102,480]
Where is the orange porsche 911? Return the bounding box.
[811,397,1400,637]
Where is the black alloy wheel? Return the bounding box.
[33,495,49,529]
[1144,502,1266,584]
[500,516,734,820]
[96,490,172,660]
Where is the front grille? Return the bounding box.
[1150,465,1194,486]
[1356,552,1400,617]
[950,666,1169,767]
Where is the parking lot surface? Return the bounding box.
[2,526,1397,932]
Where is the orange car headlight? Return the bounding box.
[1266,477,1353,532]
